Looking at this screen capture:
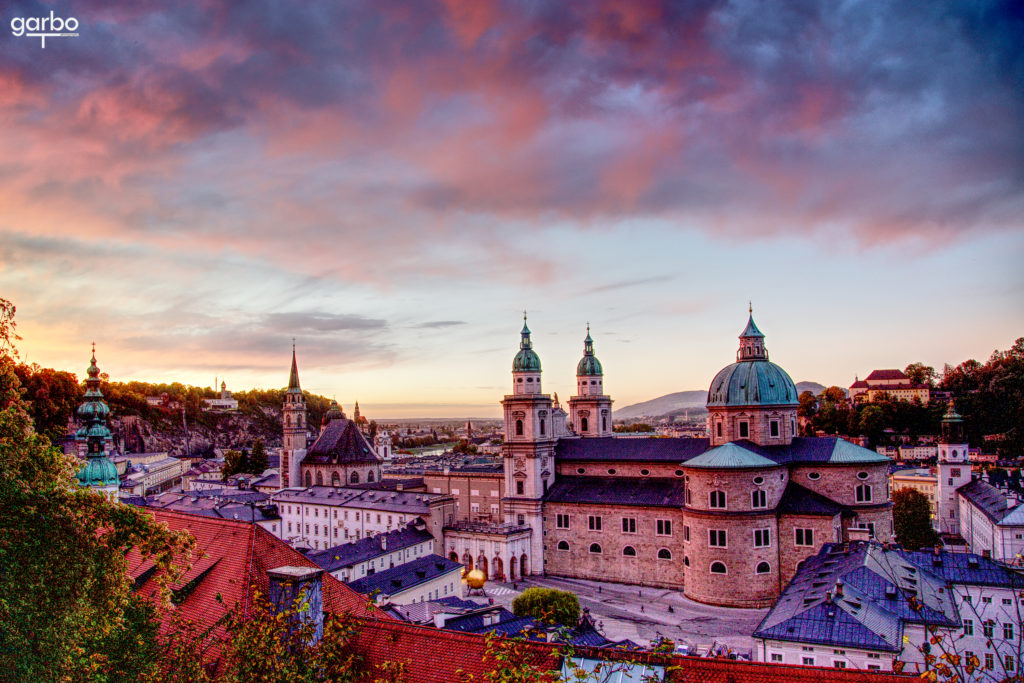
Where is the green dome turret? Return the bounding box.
[512,313,542,372]
[323,399,344,426]
[75,345,120,491]
[707,311,798,408]
[576,324,603,376]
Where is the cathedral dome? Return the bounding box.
[76,457,119,488]
[512,317,541,372]
[576,327,602,376]
[707,312,798,408]
[323,399,344,423]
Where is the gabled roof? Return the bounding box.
[957,478,1024,525]
[899,549,1024,589]
[308,523,434,572]
[850,379,869,388]
[865,369,907,381]
[347,554,462,598]
[776,482,844,516]
[544,476,686,508]
[126,509,381,662]
[683,442,780,469]
[304,417,381,464]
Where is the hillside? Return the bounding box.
[614,381,829,420]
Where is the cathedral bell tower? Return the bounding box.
[281,344,307,488]
[568,325,613,437]
[502,314,554,575]
[936,401,969,535]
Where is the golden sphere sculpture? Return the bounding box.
[465,568,487,590]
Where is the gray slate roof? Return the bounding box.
[304,417,381,465]
[347,554,462,597]
[544,476,686,508]
[273,485,445,514]
[957,479,1024,525]
[307,523,434,572]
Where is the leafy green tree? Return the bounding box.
[893,488,939,551]
[0,299,195,682]
[797,390,817,421]
[511,588,580,628]
[858,404,885,446]
[223,449,249,479]
[904,362,937,388]
[249,437,269,473]
[12,364,82,442]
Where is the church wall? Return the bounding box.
[707,406,798,447]
[557,461,687,479]
[777,513,841,587]
[682,510,780,608]
[681,466,789,512]
[789,463,890,508]
[421,472,505,523]
[542,502,685,589]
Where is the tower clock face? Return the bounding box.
[514,457,526,471]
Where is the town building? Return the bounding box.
[119,455,188,496]
[754,541,1024,680]
[279,311,894,608]
[347,554,463,605]
[307,522,436,582]
[202,381,239,411]
[849,369,930,404]
[889,467,937,518]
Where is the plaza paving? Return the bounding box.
[477,575,768,658]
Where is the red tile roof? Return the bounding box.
[347,618,910,683]
[127,509,382,661]
[865,369,907,381]
[850,380,869,388]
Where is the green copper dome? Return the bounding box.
[576,326,603,376]
[77,457,120,488]
[512,315,542,372]
[324,399,344,423]
[707,313,798,408]
[75,346,120,489]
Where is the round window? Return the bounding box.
[857,471,869,480]
[753,476,765,485]
[675,470,685,477]
[607,468,616,475]
[808,472,821,481]
[576,468,585,474]
[640,469,650,476]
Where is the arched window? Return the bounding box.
[539,420,546,436]
[589,543,602,554]
[316,471,323,486]
[684,556,690,566]
[658,548,672,560]
[557,540,569,551]
[581,417,589,432]
[855,484,872,503]
[515,419,524,436]
[285,414,291,427]
[710,561,727,574]
[304,471,312,487]
[709,490,726,509]
[350,471,360,484]
[367,470,375,483]
[756,561,771,574]
[623,546,637,557]
[331,472,340,486]
[602,417,607,431]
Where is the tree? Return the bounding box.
[223,449,249,479]
[0,300,195,681]
[893,488,939,551]
[858,404,885,447]
[511,588,580,628]
[904,362,937,388]
[248,437,269,473]
[797,390,817,421]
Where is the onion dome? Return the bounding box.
[512,313,541,372]
[323,399,345,426]
[707,310,798,408]
[75,345,120,489]
[576,324,603,376]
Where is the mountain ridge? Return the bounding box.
[614,381,828,419]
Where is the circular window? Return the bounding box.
[808,472,821,481]
[710,561,727,575]
[857,471,869,480]
[607,469,616,475]
[640,469,650,476]
[753,476,765,485]
[675,470,685,477]
[576,468,585,474]
[756,561,771,575]
[526,377,533,382]
[517,378,523,383]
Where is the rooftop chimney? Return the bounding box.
[835,581,844,598]
[268,566,325,646]
[381,535,388,551]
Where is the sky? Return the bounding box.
[1,0,1022,418]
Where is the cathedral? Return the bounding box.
[279,312,894,609]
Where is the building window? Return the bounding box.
[622,518,637,534]
[739,421,749,438]
[516,481,524,495]
[795,528,814,546]
[589,543,602,554]
[984,621,994,638]
[1005,623,1014,640]
[716,422,722,437]
[751,490,767,509]
[833,661,846,669]
[1006,656,1015,672]
[963,619,973,636]
[802,657,814,666]
[684,525,690,542]
[709,490,726,509]
[856,484,872,503]
[539,420,545,435]
[754,529,771,548]
[623,546,637,557]
[684,555,689,566]
[658,548,672,560]
[517,514,525,525]
[770,654,783,662]
[756,561,771,574]
[640,469,650,476]
[857,471,869,480]
[557,540,569,551]
[951,468,961,477]
[710,561,727,574]
[709,529,726,547]
[770,420,779,437]
[515,419,523,436]
[588,515,602,531]
[556,514,570,529]
[657,519,672,536]
[581,417,589,432]
[985,654,994,670]
[807,472,820,480]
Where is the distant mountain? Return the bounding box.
[614,381,832,420]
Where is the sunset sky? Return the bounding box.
[1,1,1022,418]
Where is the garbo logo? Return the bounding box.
[11,11,79,48]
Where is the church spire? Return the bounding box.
[75,346,120,496]
[288,341,301,392]
[737,306,768,361]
